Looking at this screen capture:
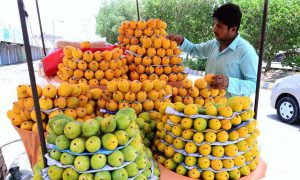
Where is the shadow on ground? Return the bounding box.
[267,114,300,130]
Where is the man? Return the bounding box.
[167,3,258,97]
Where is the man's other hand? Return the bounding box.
[211,75,229,89]
[166,34,184,45]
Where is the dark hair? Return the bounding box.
[213,3,242,30]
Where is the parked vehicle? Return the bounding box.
[270,74,300,124]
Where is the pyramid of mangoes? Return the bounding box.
[7,82,105,131]
[98,78,173,114]
[98,78,176,148]
[152,80,260,179]
[56,42,129,86]
[8,78,171,133]
[117,18,187,82]
[33,108,160,180]
[171,75,227,106]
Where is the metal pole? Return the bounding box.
[136,0,140,21]
[17,0,47,166]
[254,0,269,119]
[35,0,47,56]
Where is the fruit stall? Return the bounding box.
[3,0,268,179]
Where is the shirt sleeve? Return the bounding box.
[227,46,258,96]
[180,38,213,58]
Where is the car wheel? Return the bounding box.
[276,96,299,124]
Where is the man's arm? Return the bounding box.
[167,34,212,58]
[227,48,258,96]
[180,38,213,59]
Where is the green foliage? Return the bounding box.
[141,0,218,43]
[281,51,300,71]
[183,58,206,72]
[233,0,300,71]
[95,0,137,44]
[233,0,263,50]
[264,0,300,60]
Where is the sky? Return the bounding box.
[0,0,102,47]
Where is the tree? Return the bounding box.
[95,0,137,44]
[281,50,300,71]
[233,0,263,50]
[141,0,217,42]
[233,0,300,72]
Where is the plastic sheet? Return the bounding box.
[46,136,134,156]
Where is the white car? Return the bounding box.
[270,74,300,124]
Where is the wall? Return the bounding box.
[0,42,47,65]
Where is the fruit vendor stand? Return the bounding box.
[4,0,268,179]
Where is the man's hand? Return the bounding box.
[211,75,229,89]
[166,34,184,45]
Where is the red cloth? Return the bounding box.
[42,48,64,77]
[42,45,117,76]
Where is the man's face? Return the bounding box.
[213,19,237,42]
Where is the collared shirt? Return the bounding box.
[180,34,258,97]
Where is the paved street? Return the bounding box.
[0,61,41,170]
[255,90,300,179]
[1,63,300,179]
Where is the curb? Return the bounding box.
[185,68,275,90]
[260,81,274,90]
[184,68,206,76]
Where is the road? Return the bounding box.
[255,89,300,179]
[0,62,42,171]
[1,64,300,179]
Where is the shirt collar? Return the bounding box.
[228,34,240,50]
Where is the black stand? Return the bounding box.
[35,0,47,56]
[136,0,140,20]
[254,0,269,119]
[17,0,47,167]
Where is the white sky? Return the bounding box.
[0,0,102,44]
